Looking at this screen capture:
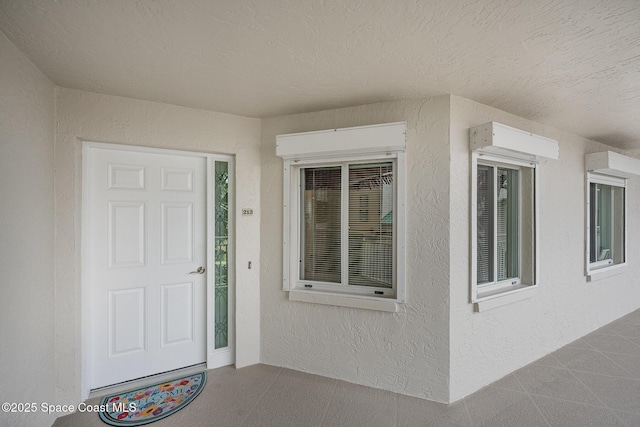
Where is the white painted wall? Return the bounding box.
[449,95,640,401]
[0,31,56,426]
[260,98,452,402]
[261,94,640,403]
[54,89,262,405]
[3,36,636,414]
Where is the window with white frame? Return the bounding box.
[587,173,626,273]
[474,155,537,299]
[469,122,558,305]
[277,122,406,302]
[584,151,640,278]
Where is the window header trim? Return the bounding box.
[586,151,640,179]
[276,122,406,160]
[470,122,559,162]
[587,172,626,188]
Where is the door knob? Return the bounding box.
[189,266,206,274]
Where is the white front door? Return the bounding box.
[87,146,207,389]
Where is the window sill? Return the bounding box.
[587,264,626,282]
[288,290,399,312]
[474,285,537,312]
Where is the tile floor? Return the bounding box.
[53,309,640,426]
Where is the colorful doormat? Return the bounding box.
[98,371,207,426]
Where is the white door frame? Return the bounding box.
[80,141,235,399]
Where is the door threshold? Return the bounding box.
[88,363,207,399]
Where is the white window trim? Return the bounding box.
[585,172,627,279]
[283,152,406,304]
[470,122,559,161]
[470,152,540,304]
[288,289,399,312]
[474,284,538,312]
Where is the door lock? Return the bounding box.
[189,266,206,274]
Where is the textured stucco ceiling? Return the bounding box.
[1,0,639,147]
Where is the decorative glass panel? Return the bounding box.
[300,167,342,283]
[348,162,393,288]
[214,161,228,349]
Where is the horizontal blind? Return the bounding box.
[497,167,519,281]
[348,162,393,288]
[301,167,342,283]
[477,165,493,284]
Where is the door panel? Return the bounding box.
[108,164,146,190]
[161,202,194,264]
[161,282,194,346]
[88,147,206,389]
[108,201,146,268]
[108,288,146,357]
[161,168,193,191]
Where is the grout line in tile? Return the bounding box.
[591,330,623,338]
[553,343,640,380]
[612,411,633,427]
[524,392,553,427]
[318,379,338,427]
[507,372,531,395]
[239,366,283,426]
[567,367,640,415]
[617,335,640,348]
[565,366,640,381]
[509,371,551,415]
[534,359,564,369]
[613,409,639,427]
[599,351,640,379]
[489,382,524,393]
[614,332,640,340]
[394,392,399,427]
[564,343,596,351]
[584,336,640,353]
[461,396,474,427]
[600,349,640,358]
[513,367,603,425]
[511,371,525,386]
[549,354,570,371]
[525,390,609,409]
[564,368,611,410]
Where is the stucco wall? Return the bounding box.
[54,88,262,405]
[260,97,452,402]
[0,32,56,426]
[449,95,640,401]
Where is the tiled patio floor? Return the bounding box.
[53,309,640,426]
